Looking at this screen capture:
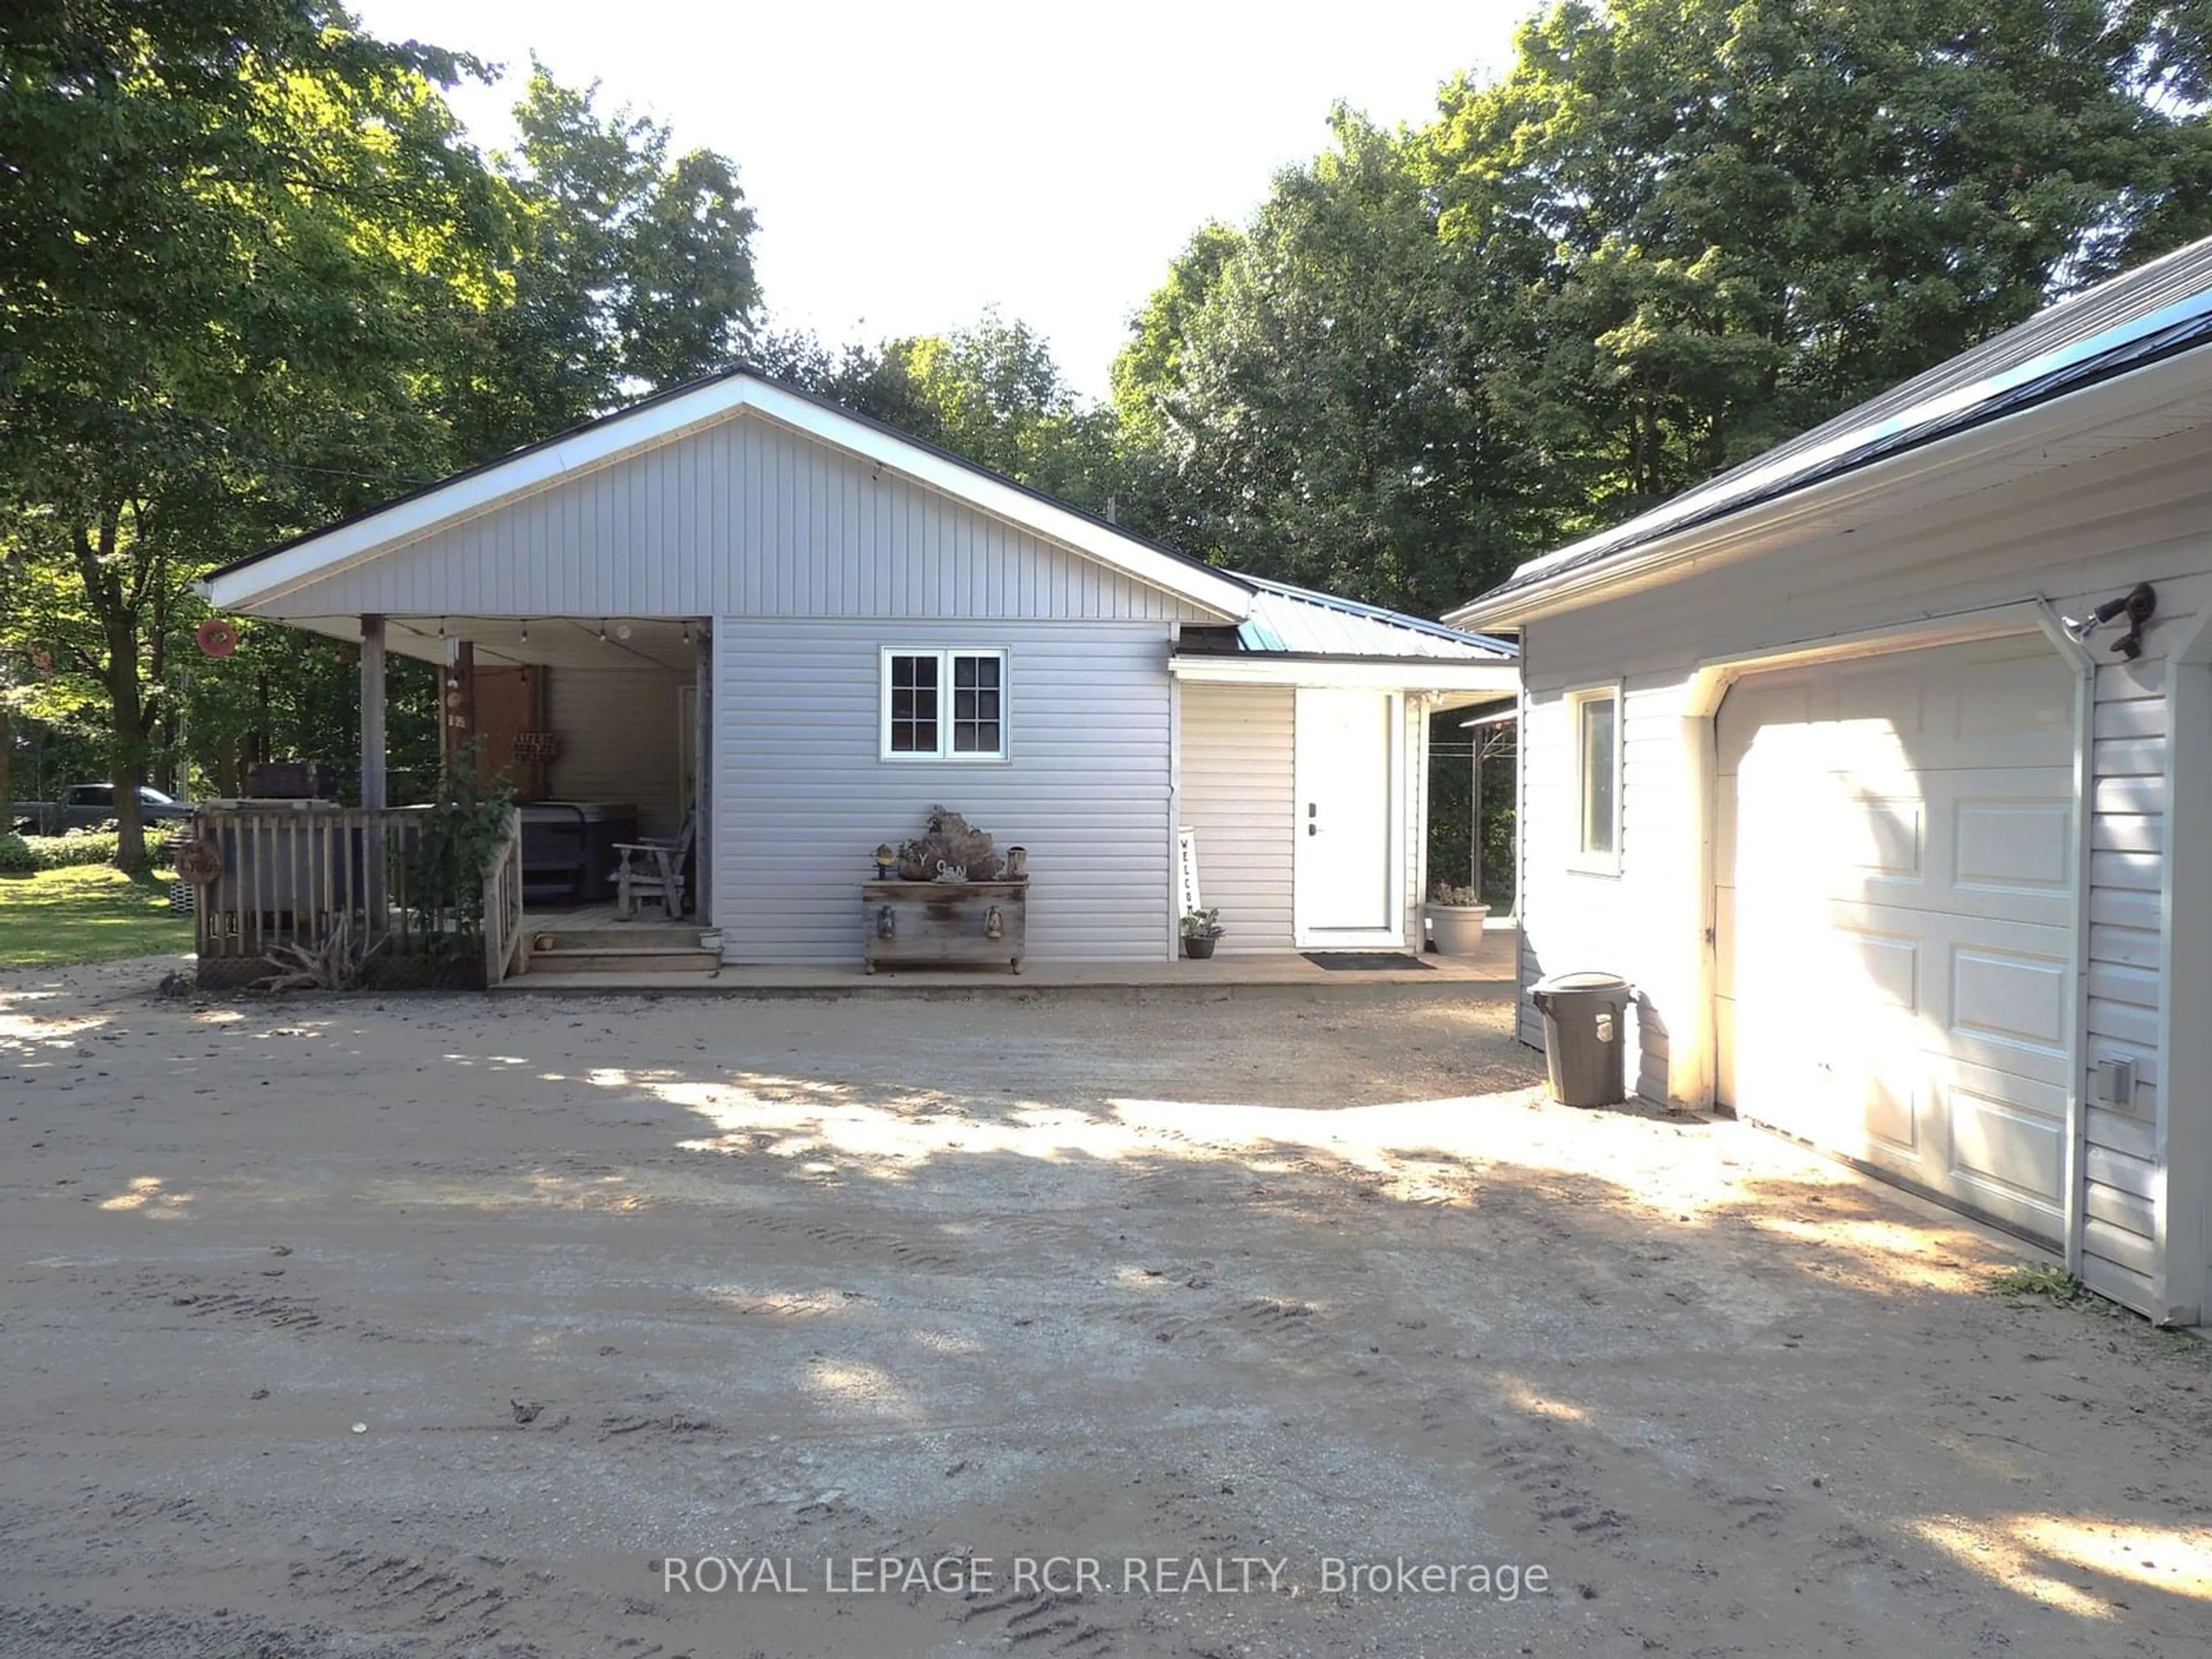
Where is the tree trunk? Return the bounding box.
[107,645,149,872]
[0,699,11,824]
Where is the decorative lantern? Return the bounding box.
[874,843,897,878]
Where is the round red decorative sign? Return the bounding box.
[196,619,238,657]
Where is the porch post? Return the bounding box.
[694,622,713,923]
[359,615,387,810]
[1470,738,1483,899]
[442,637,475,770]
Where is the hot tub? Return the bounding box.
[520,801,639,906]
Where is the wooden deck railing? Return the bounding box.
[192,802,525,990]
[193,804,427,978]
[481,812,527,988]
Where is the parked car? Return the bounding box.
[7,784,193,835]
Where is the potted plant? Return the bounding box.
[1426,881,1490,955]
[1180,907,1225,960]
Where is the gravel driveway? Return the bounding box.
[2,956,2207,1657]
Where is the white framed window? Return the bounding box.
[880,648,1007,761]
[1569,685,1620,871]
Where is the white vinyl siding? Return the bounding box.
[1511,420,2212,1316]
[713,618,1173,963]
[544,665,688,839]
[1179,684,1295,952]
[257,412,1220,626]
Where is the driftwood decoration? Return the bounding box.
[251,916,385,994]
[895,806,1004,882]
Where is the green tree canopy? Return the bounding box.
[461,60,762,454]
[1429,0,2212,525]
[1111,109,1552,615]
[0,1,508,862]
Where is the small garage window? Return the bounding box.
[1570,687,1619,869]
[881,649,1006,761]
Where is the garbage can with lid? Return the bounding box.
[1529,971,1634,1107]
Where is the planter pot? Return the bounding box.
[1427,903,1490,956]
[698,929,724,952]
[1182,934,1219,960]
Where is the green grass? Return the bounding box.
[0,862,193,968]
[1988,1263,2097,1305]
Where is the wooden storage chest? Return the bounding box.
[862,880,1027,974]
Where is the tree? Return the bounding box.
[1111,109,1552,615]
[457,61,763,456]
[1429,0,2212,527]
[0,2,510,865]
[762,313,1123,512]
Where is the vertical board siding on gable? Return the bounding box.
[544,665,687,839]
[1178,684,1294,952]
[1514,482,2212,1315]
[264,415,1219,626]
[711,618,1173,963]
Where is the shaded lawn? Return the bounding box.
[0,863,190,968]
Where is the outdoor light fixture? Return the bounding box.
[597,619,608,641]
[519,619,529,644]
[682,622,692,646]
[2062,582,2156,659]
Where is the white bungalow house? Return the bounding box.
[1447,234,2212,1325]
[199,370,1515,972]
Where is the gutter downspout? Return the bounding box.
[2035,597,2098,1281]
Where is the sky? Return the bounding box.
[349,0,1535,400]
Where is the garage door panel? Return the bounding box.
[1835,793,1924,880]
[1950,945,2071,1064]
[1718,636,2077,1243]
[1955,646,2076,762]
[1837,659,1924,734]
[1860,1067,1922,1157]
[1953,798,2073,894]
[1944,1081,2066,1209]
[1717,680,1815,772]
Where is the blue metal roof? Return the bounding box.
[1456,233,2212,615]
[1230,576,1515,660]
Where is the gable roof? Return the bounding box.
[203,368,1255,620]
[1447,232,2212,628]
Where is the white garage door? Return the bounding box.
[1716,637,2077,1245]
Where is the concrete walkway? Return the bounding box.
[499,925,1520,999]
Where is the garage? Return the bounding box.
[1715,635,2078,1245]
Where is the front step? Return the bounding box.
[528,945,721,974]
[529,923,700,950]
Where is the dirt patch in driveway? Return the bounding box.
[2,956,2209,1658]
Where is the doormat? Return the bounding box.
[1300,952,1432,972]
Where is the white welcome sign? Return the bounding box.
[1176,825,1202,918]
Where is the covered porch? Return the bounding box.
[190,609,712,989]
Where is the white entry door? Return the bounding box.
[1294,687,1400,946]
[1716,637,2077,1245]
